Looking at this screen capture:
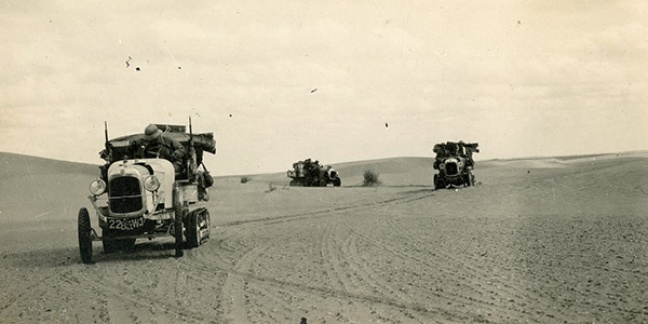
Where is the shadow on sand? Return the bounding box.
[3,240,193,268]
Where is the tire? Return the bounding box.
[333,178,341,187]
[433,174,445,190]
[186,208,210,248]
[185,210,199,248]
[202,210,211,241]
[173,183,184,258]
[78,208,93,264]
[174,204,186,258]
[463,174,471,187]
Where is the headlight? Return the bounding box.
[143,175,161,191]
[89,179,106,196]
[439,163,445,170]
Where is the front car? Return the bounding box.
[78,122,216,263]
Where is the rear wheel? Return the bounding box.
[186,208,210,248]
[78,208,93,264]
[186,209,199,248]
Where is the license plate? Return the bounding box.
[108,217,145,231]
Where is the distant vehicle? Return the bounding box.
[432,141,479,189]
[287,158,341,187]
[78,119,216,263]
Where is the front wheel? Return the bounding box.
[78,208,93,264]
[174,205,186,258]
[433,174,445,190]
[333,178,341,187]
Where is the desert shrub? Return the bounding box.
[362,169,381,186]
[240,176,251,184]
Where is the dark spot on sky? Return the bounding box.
[385,123,389,128]
[229,114,233,117]
[178,66,182,69]
[310,88,317,93]
[135,67,140,71]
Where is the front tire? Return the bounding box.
[433,174,445,190]
[78,208,93,264]
[174,204,186,258]
[333,177,341,187]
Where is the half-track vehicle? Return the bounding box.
[287,158,341,187]
[78,119,216,263]
[432,141,479,189]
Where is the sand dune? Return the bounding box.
[1,151,647,323]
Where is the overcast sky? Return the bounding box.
[1,1,646,176]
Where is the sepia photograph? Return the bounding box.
[1,1,647,323]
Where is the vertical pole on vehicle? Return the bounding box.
[187,117,197,181]
[104,121,111,160]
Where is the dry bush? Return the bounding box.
[240,176,251,184]
[363,169,381,186]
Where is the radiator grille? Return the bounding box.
[445,162,459,176]
[109,176,143,213]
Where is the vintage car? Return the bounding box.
[432,141,479,189]
[78,120,215,263]
[287,159,341,187]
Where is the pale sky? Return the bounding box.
[1,1,646,176]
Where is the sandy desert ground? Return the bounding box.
[0,151,647,324]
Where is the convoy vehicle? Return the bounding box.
[433,141,479,189]
[78,120,216,263]
[287,159,341,187]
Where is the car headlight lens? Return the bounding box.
[439,163,445,170]
[143,175,161,191]
[89,179,106,196]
